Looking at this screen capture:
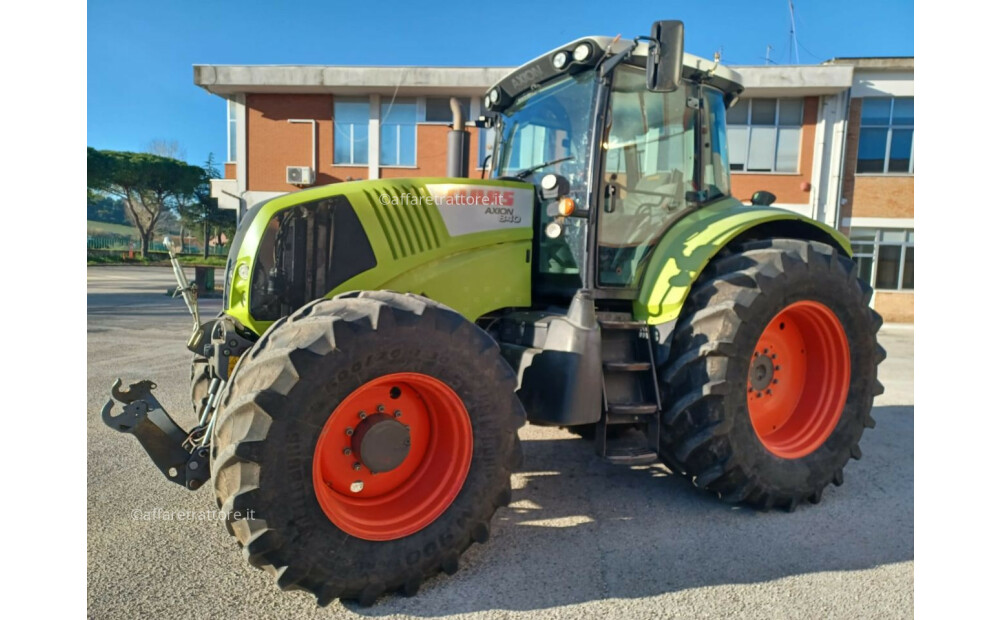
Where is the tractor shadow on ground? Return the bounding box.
[352,404,913,616]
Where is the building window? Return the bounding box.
[425,97,470,124]
[726,98,803,173]
[227,99,237,163]
[334,97,369,165]
[380,98,417,166]
[856,97,913,174]
[850,228,914,291]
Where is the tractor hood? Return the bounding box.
[224,178,536,335]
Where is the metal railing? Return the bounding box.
[86,234,228,255]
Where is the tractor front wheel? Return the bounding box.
[210,291,524,606]
[659,238,884,511]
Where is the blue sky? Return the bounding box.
[87,0,913,167]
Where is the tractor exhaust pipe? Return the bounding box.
[446,97,469,178]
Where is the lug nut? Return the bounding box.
[766,389,772,395]
[352,462,361,471]
[345,427,354,436]
[773,379,779,385]
[350,481,364,493]
[394,410,402,418]
[359,411,367,420]
[343,448,351,456]
[377,404,385,413]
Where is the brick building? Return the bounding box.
[195,57,913,321]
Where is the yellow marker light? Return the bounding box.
[228,353,241,376]
[557,197,575,216]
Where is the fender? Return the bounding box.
[634,196,851,327]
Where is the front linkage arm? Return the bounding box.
[101,379,211,490]
[99,236,233,491]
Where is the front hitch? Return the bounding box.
[101,379,211,490]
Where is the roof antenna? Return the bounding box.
[787,0,801,64]
[708,47,721,76]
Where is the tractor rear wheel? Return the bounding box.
[210,291,524,606]
[659,238,884,511]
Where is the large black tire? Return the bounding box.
[210,291,525,606]
[659,238,884,511]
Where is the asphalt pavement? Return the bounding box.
[87,266,913,619]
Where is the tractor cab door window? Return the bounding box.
[597,65,696,287]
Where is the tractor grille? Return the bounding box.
[249,195,377,321]
[362,184,441,259]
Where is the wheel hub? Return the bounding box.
[351,413,410,473]
[749,353,775,392]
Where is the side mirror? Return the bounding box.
[750,191,777,206]
[646,20,684,92]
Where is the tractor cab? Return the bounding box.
[482,24,743,302]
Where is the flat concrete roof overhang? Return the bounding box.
[195,62,906,99]
[731,64,855,97]
[825,57,914,71]
[194,65,515,97]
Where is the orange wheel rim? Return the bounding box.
[746,301,850,459]
[312,372,473,541]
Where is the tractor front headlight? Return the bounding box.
[552,51,569,70]
[572,43,592,62]
[489,88,500,104]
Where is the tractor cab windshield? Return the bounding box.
[493,71,599,284]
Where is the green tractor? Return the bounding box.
[102,21,883,606]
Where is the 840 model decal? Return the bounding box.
[425,184,534,237]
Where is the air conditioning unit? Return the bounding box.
[286,166,315,185]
